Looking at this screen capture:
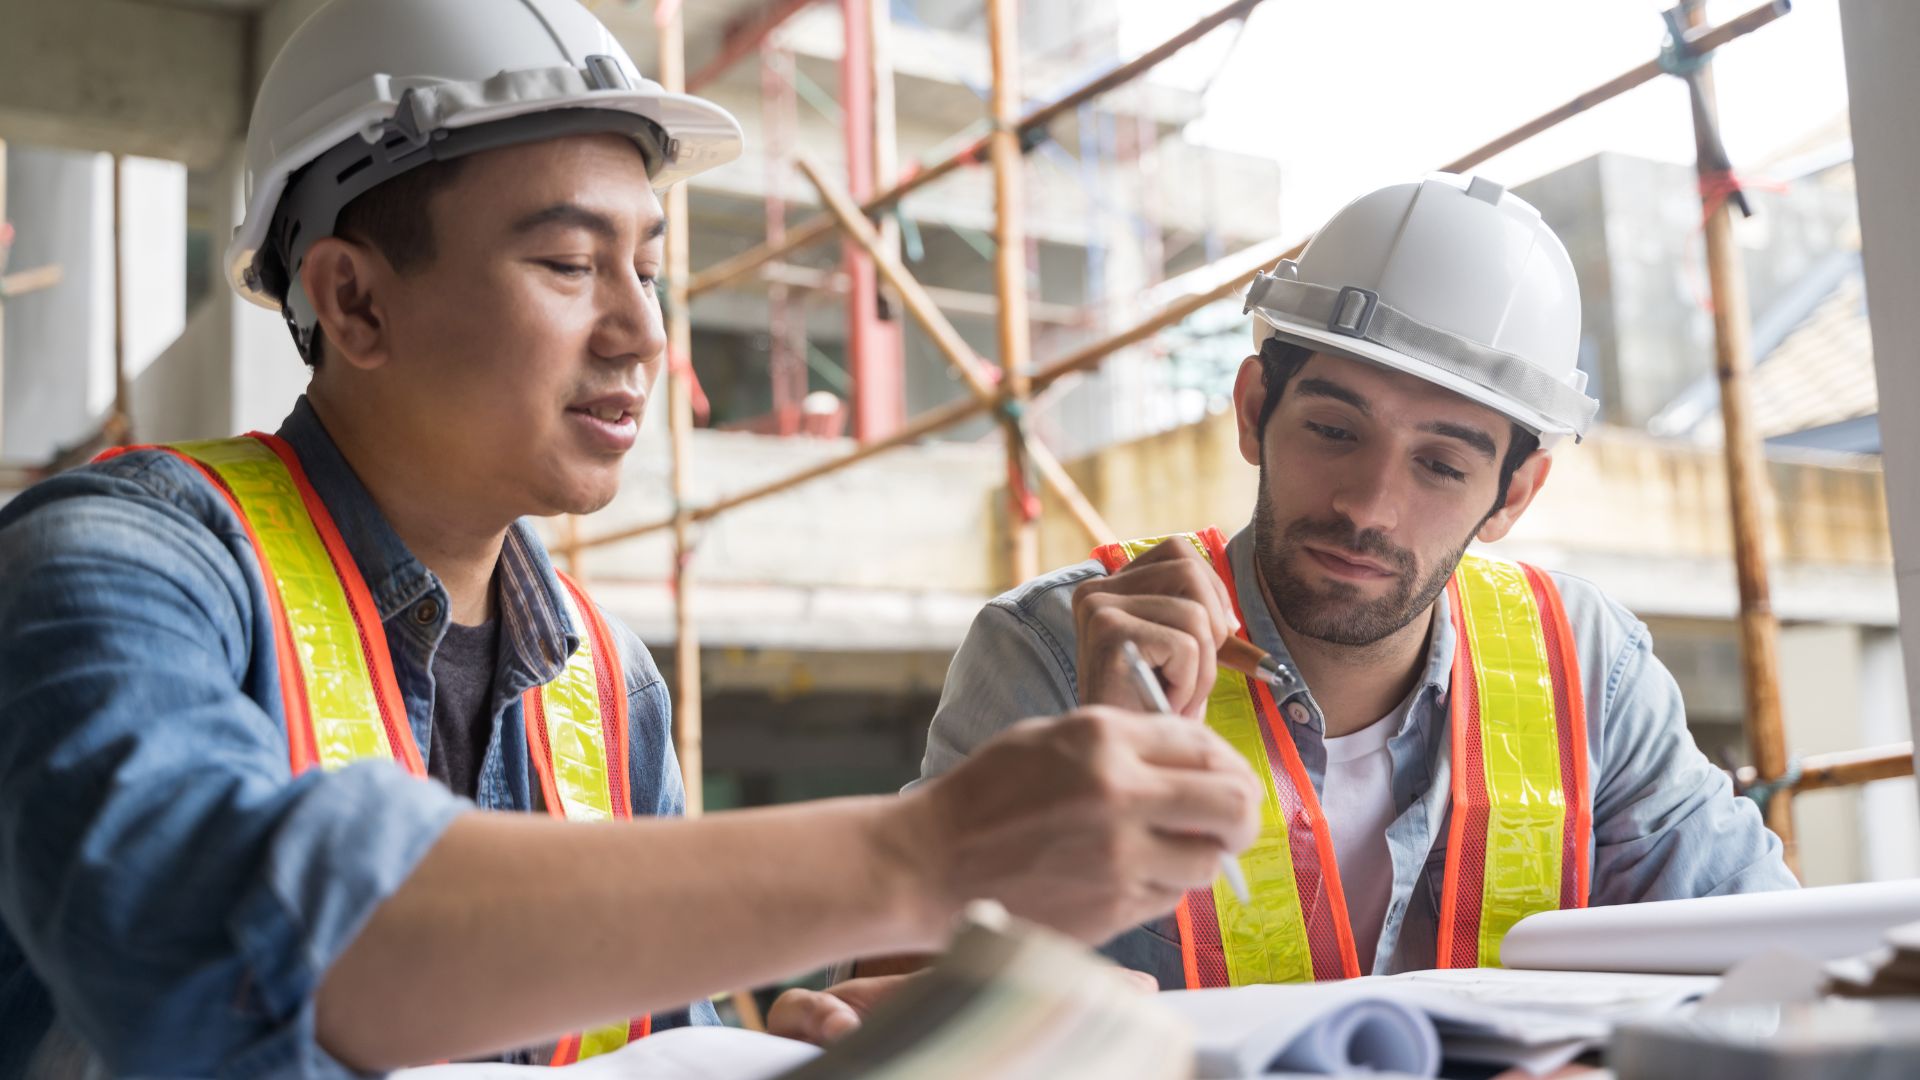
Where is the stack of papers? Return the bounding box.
[1158,968,1719,1077]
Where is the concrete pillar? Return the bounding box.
[3,148,183,460]
[1839,0,1920,816]
[1859,628,1920,881]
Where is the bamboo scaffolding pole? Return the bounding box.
[987,0,1038,586]
[1689,0,1789,868]
[657,0,704,816]
[796,154,1116,549]
[686,0,1267,300]
[576,1,1788,556]
[1737,743,1916,796]
[1681,0,1794,867]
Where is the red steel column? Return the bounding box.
[841,0,903,439]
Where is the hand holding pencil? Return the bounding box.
[1073,537,1294,717]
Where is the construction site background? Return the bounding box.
[0,0,1910,909]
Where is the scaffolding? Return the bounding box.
[623,0,1915,871]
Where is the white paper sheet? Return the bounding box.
[1500,879,1920,975]
[392,1028,820,1080]
[1157,984,1441,1078]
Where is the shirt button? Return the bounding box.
[1286,702,1312,726]
[413,599,440,625]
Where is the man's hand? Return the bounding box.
[1073,538,1237,717]
[887,706,1261,946]
[768,968,1160,1046]
[766,974,911,1045]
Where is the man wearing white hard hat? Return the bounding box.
[913,174,1797,988]
[0,0,1262,1072]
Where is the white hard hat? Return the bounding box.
[1246,174,1596,442]
[228,0,743,353]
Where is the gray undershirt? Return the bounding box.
[427,616,500,800]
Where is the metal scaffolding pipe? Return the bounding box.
[656,0,704,817]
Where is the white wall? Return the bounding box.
[1840,0,1920,836]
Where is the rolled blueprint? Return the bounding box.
[1501,879,1920,974]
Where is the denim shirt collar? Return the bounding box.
[271,395,577,693]
[1223,524,1455,740]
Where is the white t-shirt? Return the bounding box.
[1321,714,1398,973]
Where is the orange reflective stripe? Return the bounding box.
[521,573,645,1055]
[1093,528,1357,984]
[123,436,420,777]
[1439,555,1587,968]
[521,576,630,823]
[1523,564,1591,909]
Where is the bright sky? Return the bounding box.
[1116,0,1852,236]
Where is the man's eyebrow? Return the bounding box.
[1418,420,1499,462]
[509,203,621,242]
[644,217,667,242]
[1295,377,1372,416]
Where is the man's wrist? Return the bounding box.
[863,790,960,951]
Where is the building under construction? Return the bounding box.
[3,0,1919,972]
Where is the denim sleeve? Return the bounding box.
[0,476,469,1077]
[913,592,1082,789]
[1588,621,1799,904]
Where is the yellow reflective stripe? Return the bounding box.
[536,586,616,822]
[576,1023,631,1061]
[1206,669,1316,984]
[1109,533,1314,984]
[175,438,395,770]
[1455,555,1567,968]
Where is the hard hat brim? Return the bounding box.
[1254,309,1580,440]
[225,84,742,313]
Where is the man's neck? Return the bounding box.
[1258,566,1435,739]
[308,390,505,626]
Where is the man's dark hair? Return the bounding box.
[1253,336,1541,516]
[299,156,469,369]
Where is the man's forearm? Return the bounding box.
[316,796,949,1070]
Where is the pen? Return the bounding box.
[1120,639,1254,904]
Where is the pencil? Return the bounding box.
[1120,640,1254,904]
[1219,636,1297,689]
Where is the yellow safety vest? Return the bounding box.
[104,433,647,1061]
[1093,527,1591,983]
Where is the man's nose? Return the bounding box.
[1327,452,1401,536]
[593,268,667,366]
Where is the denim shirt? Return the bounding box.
[0,398,714,1079]
[917,525,1797,985]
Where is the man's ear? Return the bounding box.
[1477,448,1553,544]
[1232,356,1266,466]
[300,236,392,371]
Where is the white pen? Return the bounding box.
[1120,639,1253,904]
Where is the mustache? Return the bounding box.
[1283,515,1416,575]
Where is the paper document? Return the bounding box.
[392,1028,819,1080]
[1501,880,1920,974]
[1161,968,1720,1077]
[1158,984,1440,1078]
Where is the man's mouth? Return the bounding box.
[1303,544,1396,579]
[573,405,633,424]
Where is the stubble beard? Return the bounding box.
[1251,457,1471,647]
